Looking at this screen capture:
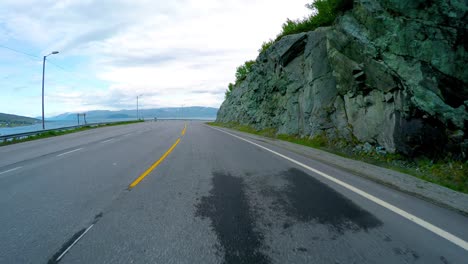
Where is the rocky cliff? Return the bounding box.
[217,0,468,159]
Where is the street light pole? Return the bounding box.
[41,51,59,129]
[136,94,143,120]
[41,56,46,129]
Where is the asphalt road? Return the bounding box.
[0,121,466,263]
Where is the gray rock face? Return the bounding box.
[217,0,468,158]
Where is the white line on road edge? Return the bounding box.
[209,126,468,251]
[0,166,22,175]
[56,148,83,157]
[101,139,114,143]
[56,224,94,262]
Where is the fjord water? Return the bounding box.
[0,118,134,136]
[0,117,215,136]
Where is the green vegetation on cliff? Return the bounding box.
[228,0,352,98]
[260,0,353,54]
[226,60,256,98]
[235,60,256,84]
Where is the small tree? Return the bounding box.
[225,83,235,99]
[259,39,274,54]
[235,60,256,84]
[276,0,353,40]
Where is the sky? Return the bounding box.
[0,0,311,117]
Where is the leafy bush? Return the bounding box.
[276,0,352,40]
[258,39,274,53]
[225,83,235,99]
[235,60,256,84]
[257,0,352,54]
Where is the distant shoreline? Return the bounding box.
[0,117,216,136]
[0,122,39,128]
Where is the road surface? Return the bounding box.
[0,121,466,263]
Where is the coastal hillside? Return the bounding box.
[217,0,467,159]
[0,113,39,127]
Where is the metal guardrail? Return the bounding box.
[0,121,134,143]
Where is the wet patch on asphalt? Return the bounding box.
[196,171,270,264]
[272,168,382,233]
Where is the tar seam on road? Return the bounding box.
[128,124,186,189]
[0,166,22,175]
[208,126,468,251]
[48,213,103,264]
[56,148,83,157]
[53,224,94,263]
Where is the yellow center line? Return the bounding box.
[128,123,187,189]
[181,123,187,136]
[128,138,181,189]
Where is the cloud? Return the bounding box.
[0,0,311,116]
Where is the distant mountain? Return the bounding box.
[48,107,218,121]
[0,113,40,127]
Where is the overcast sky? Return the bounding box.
[0,0,311,117]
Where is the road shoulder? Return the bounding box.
[209,125,468,216]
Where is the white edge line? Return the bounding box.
[0,166,23,175]
[101,139,114,143]
[208,126,468,251]
[56,148,83,157]
[56,224,94,262]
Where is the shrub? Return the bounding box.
[228,83,234,92]
[277,0,352,40]
[225,83,235,99]
[235,60,255,84]
[258,39,274,54]
[225,90,231,99]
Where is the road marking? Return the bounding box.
[55,224,94,262]
[101,139,114,143]
[181,123,187,136]
[123,133,133,137]
[128,138,181,189]
[0,166,22,175]
[56,148,83,157]
[209,126,468,251]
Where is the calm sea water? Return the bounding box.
[0,117,215,136]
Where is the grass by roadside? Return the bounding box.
[0,120,144,147]
[207,122,468,194]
